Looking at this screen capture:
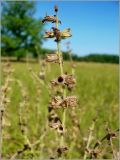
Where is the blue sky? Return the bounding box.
[34,1,119,56]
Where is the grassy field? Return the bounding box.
[1,61,119,159]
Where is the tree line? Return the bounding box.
[41,49,119,64]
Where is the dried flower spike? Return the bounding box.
[52,27,72,42]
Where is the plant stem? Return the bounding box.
[83,120,95,160]
[57,42,63,75]
[110,137,116,159]
[60,109,66,146]
[56,11,66,149]
[56,13,63,75]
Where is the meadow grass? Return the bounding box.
[1,61,119,159]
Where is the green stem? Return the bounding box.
[83,120,95,160]
[60,109,66,147]
[57,42,63,75]
[56,13,63,75]
[56,11,66,149]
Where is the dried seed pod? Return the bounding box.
[64,74,76,86]
[45,54,59,63]
[90,149,101,158]
[106,132,117,140]
[44,31,55,38]
[57,74,76,89]
[57,125,64,135]
[50,96,62,108]
[58,76,64,83]
[60,96,77,108]
[48,105,53,113]
[42,15,61,24]
[48,112,61,129]
[57,146,68,157]
[60,28,72,38]
[52,27,72,42]
[48,111,64,134]
[50,96,77,109]
[50,79,59,87]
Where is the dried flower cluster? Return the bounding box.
[42,5,77,158]
[51,73,76,90]
[44,27,71,42]
[49,96,77,109]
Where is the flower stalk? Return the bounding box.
[42,5,76,158]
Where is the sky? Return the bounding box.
[34,1,119,56]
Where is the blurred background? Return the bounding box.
[1,1,119,63]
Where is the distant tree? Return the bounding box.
[1,1,44,60]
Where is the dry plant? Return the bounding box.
[83,120,119,159]
[0,62,14,159]
[9,66,48,158]
[42,5,77,158]
[10,80,34,159]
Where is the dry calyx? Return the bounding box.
[44,27,72,42]
[42,15,61,24]
[48,110,64,135]
[57,146,68,157]
[45,52,59,63]
[51,73,76,90]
